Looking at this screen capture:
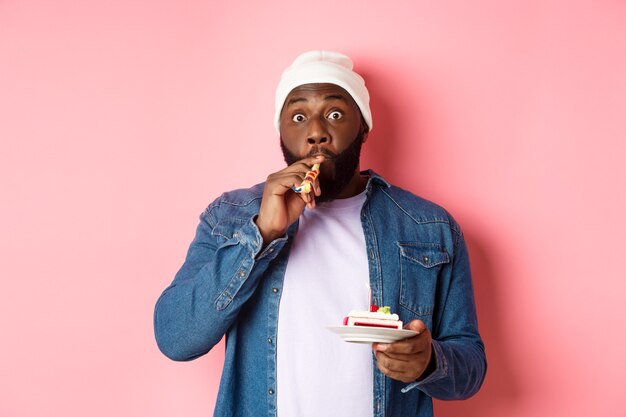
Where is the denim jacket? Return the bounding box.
[154,170,486,417]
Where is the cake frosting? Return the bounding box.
[343,305,402,329]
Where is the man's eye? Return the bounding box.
[292,114,306,122]
[328,111,343,120]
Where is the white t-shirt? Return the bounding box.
[277,191,372,417]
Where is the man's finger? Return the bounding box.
[375,350,412,364]
[314,180,321,197]
[372,338,426,355]
[375,351,409,372]
[375,352,422,382]
[404,319,427,333]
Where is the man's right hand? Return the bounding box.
[255,155,325,247]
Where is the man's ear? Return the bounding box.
[361,121,370,143]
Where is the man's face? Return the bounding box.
[279,83,368,202]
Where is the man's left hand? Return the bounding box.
[372,320,434,383]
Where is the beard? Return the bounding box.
[280,131,365,203]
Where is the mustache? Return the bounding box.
[304,146,337,160]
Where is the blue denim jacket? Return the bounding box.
[154,171,486,417]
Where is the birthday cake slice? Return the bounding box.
[343,305,403,329]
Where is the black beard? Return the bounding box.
[280,131,365,203]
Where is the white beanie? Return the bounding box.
[274,50,373,132]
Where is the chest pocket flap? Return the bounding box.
[399,244,450,268]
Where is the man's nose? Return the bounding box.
[306,117,330,145]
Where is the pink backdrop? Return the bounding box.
[2,1,625,416]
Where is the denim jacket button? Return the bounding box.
[267,338,273,344]
[272,288,278,293]
[239,271,245,277]
[268,389,274,395]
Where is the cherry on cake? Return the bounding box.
[343,305,403,329]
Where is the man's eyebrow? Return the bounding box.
[323,94,347,102]
[285,96,308,106]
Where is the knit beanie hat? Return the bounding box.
[274,50,373,132]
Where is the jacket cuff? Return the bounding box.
[400,339,447,393]
[238,215,287,261]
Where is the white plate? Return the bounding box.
[327,326,419,344]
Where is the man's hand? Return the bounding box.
[372,320,435,383]
[255,155,325,247]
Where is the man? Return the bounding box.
[154,50,486,417]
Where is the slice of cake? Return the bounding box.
[343,305,403,329]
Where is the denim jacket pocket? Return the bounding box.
[398,242,450,319]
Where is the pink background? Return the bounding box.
[1,1,625,416]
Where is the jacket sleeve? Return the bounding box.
[153,197,287,361]
[402,226,487,399]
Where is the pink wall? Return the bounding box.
[2,1,625,416]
